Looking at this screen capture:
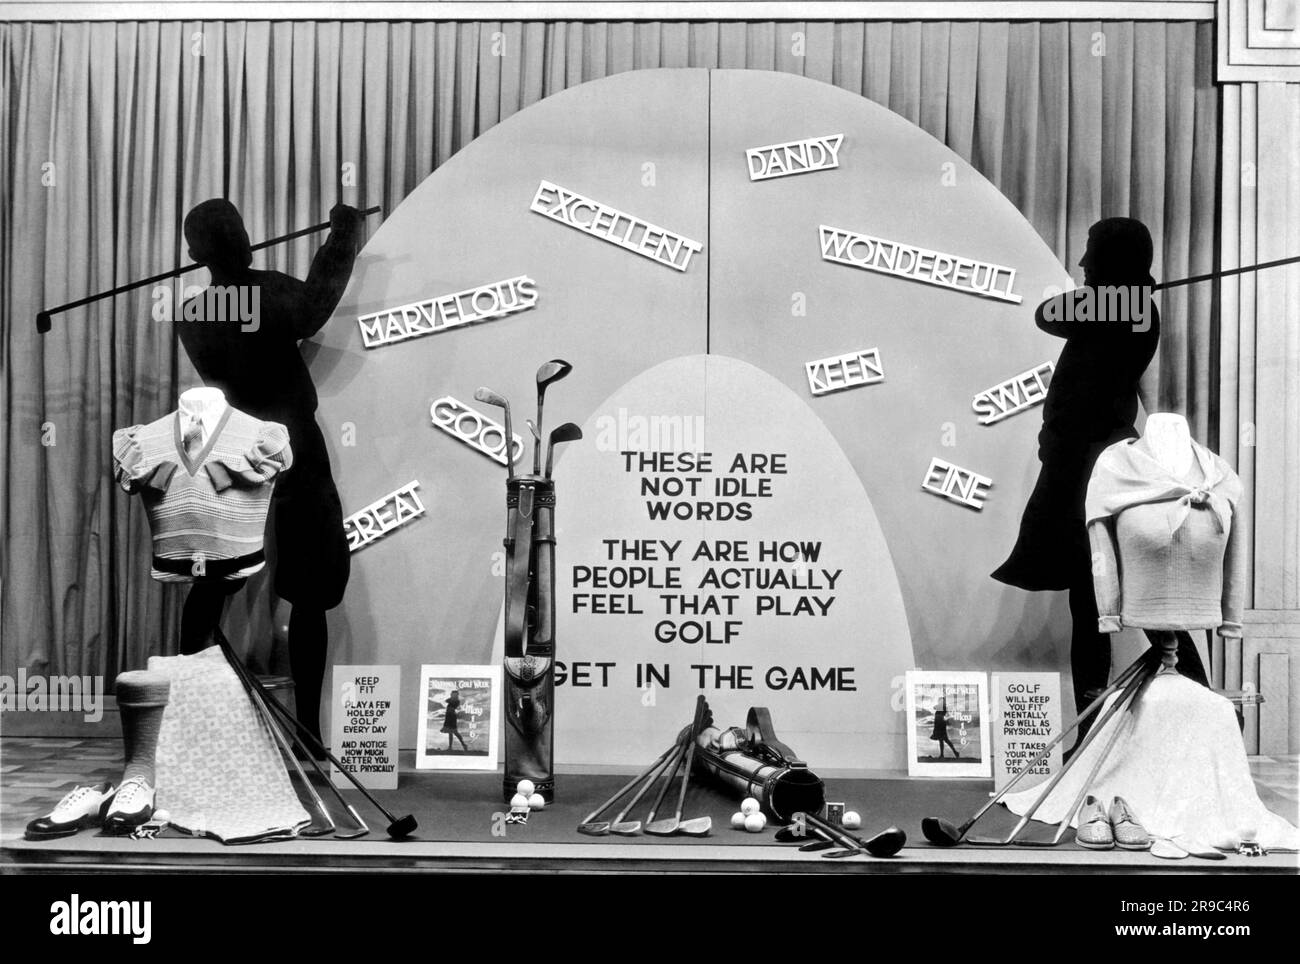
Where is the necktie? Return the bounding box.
[183,415,203,459]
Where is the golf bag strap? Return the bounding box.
[746,706,802,764]
[503,498,535,660]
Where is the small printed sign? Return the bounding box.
[430,396,524,467]
[921,457,993,510]
[805,347,884,396]
[746,134,844,181]
[330,665,400,790]
[991,673,1062,792]
[973,362,1055,426]
[343,481,426,552]
[530,180,703,272]
[416,665,502,771]
[820,224,1022,303]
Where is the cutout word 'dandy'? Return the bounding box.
[530,180,703,272]
[430,396,524,467]
[921,457,993,510]
[972,361,1055,426]
[820,225,1022,304]
[806,347,884,396]
[747,134,844,181]
[357,275,538,349]
[344,480,426,552]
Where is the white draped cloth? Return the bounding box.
[1002,672,1298,850]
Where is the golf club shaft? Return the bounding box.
[1153,253,1300,292]
[671,696,708,820]
[578,743,678,825]
[215,626,403,825]
[36,206,382,331]
[645,739,688,822]
[614,743,684,822]
[1049,668,1156,844]
[1004,658,1152,841]
[957,649,1149,834]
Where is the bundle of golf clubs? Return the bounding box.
[773,813,907,860]
[578,695,715,837]
[212,625,418,840]
[476,360,582,802]
[922,644,1168,848]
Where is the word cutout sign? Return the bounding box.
[358,276,537,349]
[921,457,993,511]
[746,134,844,181]
[430,396,524,467]
[973,362,1054,426]
[344,481,426,552]
[805,347,884,396]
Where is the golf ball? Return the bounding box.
[744,813,766,833]
[842,811,862,830]
[527,793,546,810]
[516,779,536,797]
[152,809,171,824]
[740,797,761,816]
[730,812,746,829]
[510,793,530,808]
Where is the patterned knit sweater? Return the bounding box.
[113,407,292,582]
[1085,436,1244,637]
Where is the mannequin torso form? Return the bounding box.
[1142,412,1194,478]
[179,387,228,446]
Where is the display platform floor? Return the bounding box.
[3,738,1296,874]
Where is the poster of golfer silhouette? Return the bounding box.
[904,671,991,778]
[416,665,502,770]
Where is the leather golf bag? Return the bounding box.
[695,707,825,823]
[501,475,557,802]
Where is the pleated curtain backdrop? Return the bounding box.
[1,20,1218,680]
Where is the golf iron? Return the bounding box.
[645,695,713,837]
[474,387,517,477]
[577,741,680,836]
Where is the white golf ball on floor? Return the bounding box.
[527,793,546,810]
[152,809,171,824]
[516,779,536,797]
[510,793,530,808]
[842,811,862,830]
[730,812,746,829]
[740,797,761,816]
[744,813,766,833]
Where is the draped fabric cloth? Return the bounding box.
[1,20,1219,680]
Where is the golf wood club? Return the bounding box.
[228,648,369,839]
[544,422,583,479]
[533,360,573,474]
[36,206,383,333]
[474,387,515,479]
[966,659,1153,846]
[213,627,418,839]
[576,742,681,835]
[801,811,907,859]
[608,743,686,836]
[1015,666,1158,848]
[921,648,1151,846]
[645,695,711,836]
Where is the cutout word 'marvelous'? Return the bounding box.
[805,347,885,396]
[357,276,538,349]
[921,457,993,510]
[530,180,703,272]
[820,225,1022,304]
[972,361,1055,425]
[344,480,426,552]
[430,396,523,467]
[746,134,844,181]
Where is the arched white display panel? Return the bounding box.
[313,69,1077,768]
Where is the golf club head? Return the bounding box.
[333,825,370,840]
[642,819,678,836]
[921,816,962,846]
[386,814,418,839]
[535,359,573,389]
[798,838,835,852]
[526,418,541,441]
[301,822,336,838]
[474,386,508,409]
[965,834,1010,847]
[577,822,612,837]
[676,817,712,837]
[864,826,907,858]
[609,821,642,836]
[36,311,52,334]
[775,823,824,844]
[544,422,583,477]
[822,848,862,859]
[473,386,515,472]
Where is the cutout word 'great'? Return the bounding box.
[344,480,426,552]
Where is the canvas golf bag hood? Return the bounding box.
[695,706,826,823]
[501,473,557,802]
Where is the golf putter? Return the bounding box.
[608,741,686,836]
[577,742,679,835]
[1017,667,1156,848]
[967,659,1153,846]
[922,649,1150,846]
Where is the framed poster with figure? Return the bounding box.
[904,671,991,778]
[416,665,502,770]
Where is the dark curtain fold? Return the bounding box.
[1,19,1219,679]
